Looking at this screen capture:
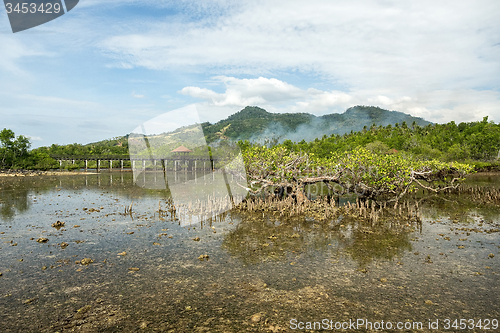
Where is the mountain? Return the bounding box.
[80,105,431,152]
[201,105,431,143]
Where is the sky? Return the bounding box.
[0,0,499,148]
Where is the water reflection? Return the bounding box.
[0,172,498,332]
[0,177,53,220]
[223,211,415,267]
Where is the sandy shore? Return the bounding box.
[0,169,98,177]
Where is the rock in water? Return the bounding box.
[51,221,65,229]
[80,258,94,265]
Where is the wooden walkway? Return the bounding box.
[50,155,219,172]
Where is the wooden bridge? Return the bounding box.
[50,155,220,172]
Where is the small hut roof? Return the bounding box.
[171,145,193,153]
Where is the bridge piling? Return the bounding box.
[50,155,220,172]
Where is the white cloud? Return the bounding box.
[0,36,51,77]
[132,91,145,98]
[180,76,320,107]
[2,0,499,148]
[93,0,500,123]
[26,135,43,141]
[180,76,500,123]
[16,94,99,109]
[100,0,499,91]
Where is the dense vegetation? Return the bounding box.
[202,105,431,143]
[0,130,128,170]
[274,116,500,166]
[229,116,500,201]
[1,106,499,178]
[230,145,474,202]
[0,129,31,169]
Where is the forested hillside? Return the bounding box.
[271,116,500,164]
[201,105,431,143]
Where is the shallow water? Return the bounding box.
[0,172,499,332]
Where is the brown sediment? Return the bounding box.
[0,169,98,177]
[444,184,500,206]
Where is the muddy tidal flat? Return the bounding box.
[0,172,499,332]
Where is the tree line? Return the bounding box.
[1,116,499,172]
[277,116,500,165]
[0,129,128,170]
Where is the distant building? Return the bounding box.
[171,145,193,156]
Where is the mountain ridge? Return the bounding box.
[79,105,432,151]
[201,105,431,143]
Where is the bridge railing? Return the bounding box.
[50,155,130,160]
[49,155,221,161]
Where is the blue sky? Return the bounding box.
[1,0,499,148]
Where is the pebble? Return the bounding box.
[80,258,94,265]
[36,237,49,243]
[129,267,140,271]
[23,297,38,304]
[251,313,262,322]
[77,305,91,313]
[51,221,65,228]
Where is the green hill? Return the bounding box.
[201,105,431,143]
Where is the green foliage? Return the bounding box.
[202,105,430,144]
[45,136,129,157]
[64,163,81,171]
[30,149,59,170]
[238,144,474,200]
[326,148,473,197]
[364,141,389,154]
[281,117,500,163]
[0,128,32,169]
